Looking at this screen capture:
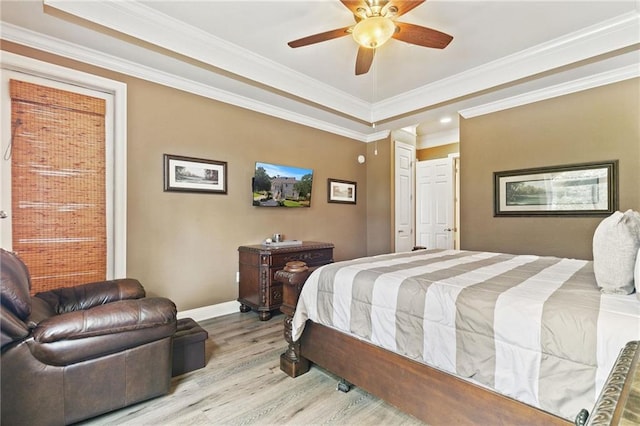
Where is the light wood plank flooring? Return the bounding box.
[80,311,424,425]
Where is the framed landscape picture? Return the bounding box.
[164,154,227,194]
[494,160,617,216]
[327,178,357,204]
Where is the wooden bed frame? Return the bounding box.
[275,261,639,426]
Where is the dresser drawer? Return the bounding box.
[271,248,333,268]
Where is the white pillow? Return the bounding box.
[592,210,640,294]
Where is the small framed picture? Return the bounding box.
[164,154,227,194]
[327,178,356,204]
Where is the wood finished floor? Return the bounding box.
[79,311,425,425]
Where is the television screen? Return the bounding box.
[252,162,313,207]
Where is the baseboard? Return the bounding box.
[177,300,240,322]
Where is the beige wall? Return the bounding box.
[2,42,391,311]
[460,78,640,260]
[365,138,392,256]
[417,142,459,161]
[126,80,374,308]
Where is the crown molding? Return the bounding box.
[363,129,391,143]
[459,64,640,119]
[0,22,376,142]
[43,0,372,123]
[401,126,418,136]
[373,11,640,123]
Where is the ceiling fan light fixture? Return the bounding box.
[352,16,395,49]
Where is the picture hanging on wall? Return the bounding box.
[494,160,617,216]
[164,154,227,194]
[327,178,357,204]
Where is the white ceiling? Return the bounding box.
[1,0,639,145]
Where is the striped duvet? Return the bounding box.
[291,249,640,420]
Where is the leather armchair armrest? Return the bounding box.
[0,305,30,348]
[27,297,177,365]
[32,297,176,343]
[34,278,146,313]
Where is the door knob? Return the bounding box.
[444,228,452,232]
[0,210,7,219]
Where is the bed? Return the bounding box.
[275,249,640,425]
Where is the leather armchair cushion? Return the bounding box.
[26,297,56,329]
[35,278,146,314]
[33,297,175,343]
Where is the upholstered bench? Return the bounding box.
[172,318,208,377]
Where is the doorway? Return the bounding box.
[416,153,459,250]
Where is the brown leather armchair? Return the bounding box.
[1,249,177,426]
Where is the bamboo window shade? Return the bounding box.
[9,79,107,294]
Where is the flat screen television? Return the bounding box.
[252,161,313,207]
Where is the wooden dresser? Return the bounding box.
[237,241,334,320]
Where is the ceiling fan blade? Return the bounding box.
[288,26,353,48]
[387,1,425,17]
[393,22,453,49]
[355,47,375,75]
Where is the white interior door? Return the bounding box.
[416,157,455,249]
[394,141,415,252]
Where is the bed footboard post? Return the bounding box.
[275,261,312,378]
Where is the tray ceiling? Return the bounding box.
[1,1,638,144]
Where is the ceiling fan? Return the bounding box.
[288,0,453,76]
